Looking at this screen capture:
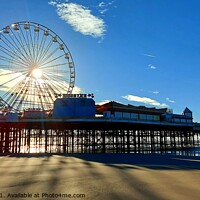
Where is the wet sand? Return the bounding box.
[0,153,200,200]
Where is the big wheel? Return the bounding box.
[0,21,75,112]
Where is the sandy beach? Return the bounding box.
[0,153,200,200]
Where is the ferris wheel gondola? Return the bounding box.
[0,21,75,112]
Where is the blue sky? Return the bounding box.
[0,0,200,121]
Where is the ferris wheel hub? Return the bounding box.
[32,68,42,78]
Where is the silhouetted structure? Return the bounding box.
[0,97,200,154]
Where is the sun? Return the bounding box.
[32,68,42,78]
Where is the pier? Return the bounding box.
[0,117,200,154]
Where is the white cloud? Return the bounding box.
[97,99,123,105]
[140,89,159,94]
[0,70,24,92]
[122,95,168,107]
[49,1,106,38]
[96,100,111,105]
[98,1,114,15]
[48,0,57,6]
[148,64,156,69]
[152,90,159,94]
[99,2,106,8]
[99,1,114,8]
[100,9,109,14]
[71,85,82,94]
[166,97,175,103]
[142,53,156,58]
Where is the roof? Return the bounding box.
[183,107,192,114]
[96,101,167,115]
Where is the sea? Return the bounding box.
[163,147,200,157]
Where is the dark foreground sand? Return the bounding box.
[0,153,200,200]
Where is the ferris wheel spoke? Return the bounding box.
[0,46,29,68]
[42,73,65,94]
[34,29,40,64]
[0,69,27,77]
[0,54,28,70]
[29,77,54,109]
[35,81,54,109]
[0,56,27,72]
[36,33,44,61]
[18,25,35,65]
[1,79,30,102]
[4,79,28,96]
[16,83,35,110]
[0,71,28,87]
[0,48,18,66]
[2,75,30,107]
[40,62,69,70]
[37,39,53,65]
[3,77,29,98]
[9,29,33,66]
[40,80,60,95]
[31,86,45,110]
[0,64,25,69]
[0,35,31,66]
[45,79,63,92]
[43,69,70,80]
[42,73,70,93]
[19,78,37,109]
[43,73,69,83]
[28,26,37,64]
[33,30,39,65]
[15,33,33,66]
[43,69,70,76]
[36,33,47,64]
[1,32,27,61]
[38,46,60,66]
[47,73,70,83]
[40,54,65,68]
[41,84,57,101]
[43,71,69,83]
[25,29,35,65]
[15,29,32,64]
[4,90,22,107]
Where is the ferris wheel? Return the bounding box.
[0,21,75,112]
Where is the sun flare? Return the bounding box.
[32,68,42,78]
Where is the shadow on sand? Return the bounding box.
[73,153,200,170]
[1,153,200,170]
